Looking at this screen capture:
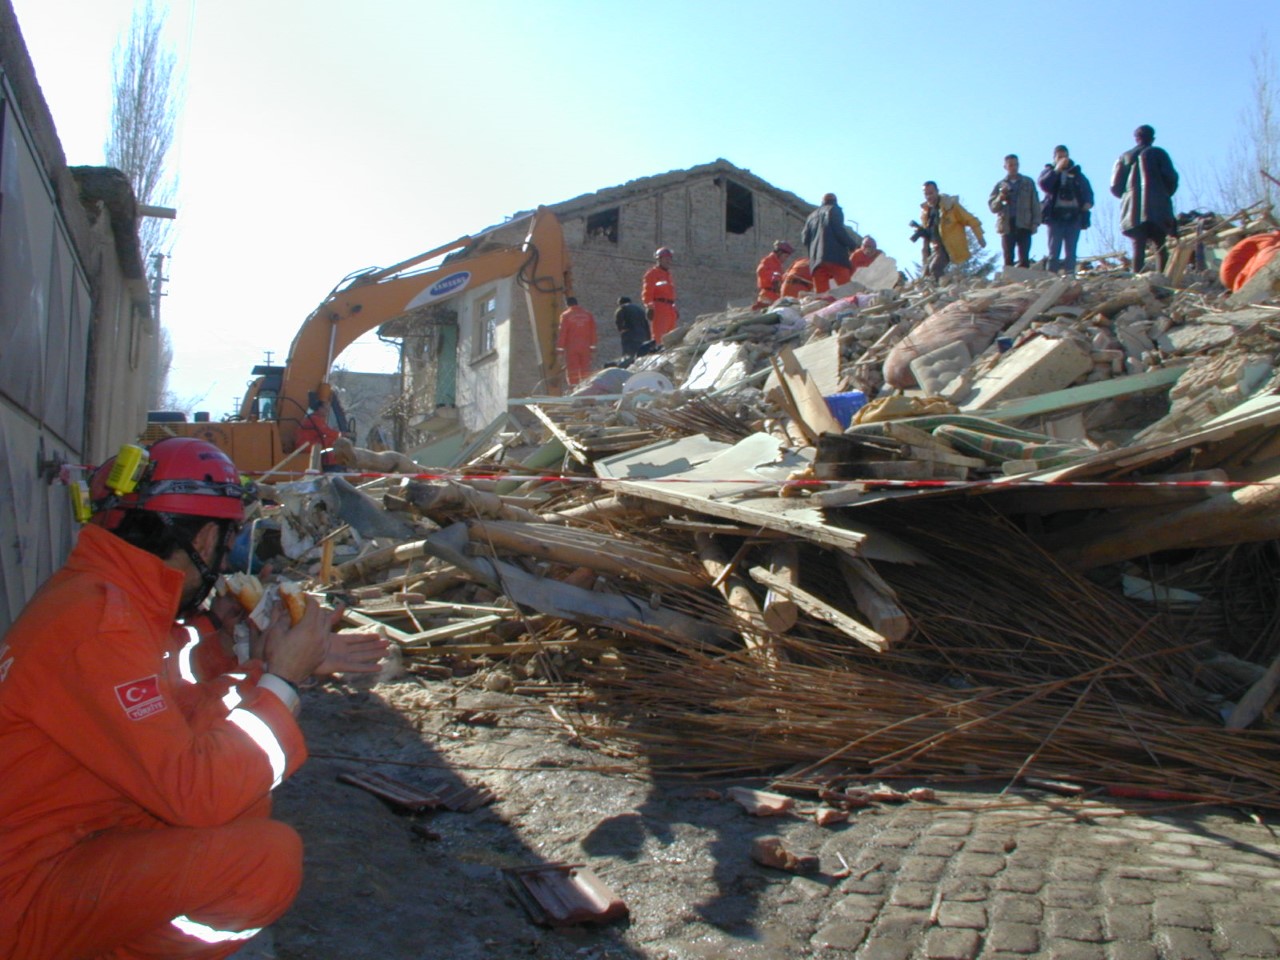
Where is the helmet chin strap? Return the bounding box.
[161,515,229,614]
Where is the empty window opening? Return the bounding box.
[586,207,619,243]
[725,181,754,234]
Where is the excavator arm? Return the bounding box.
[265,205,571,452]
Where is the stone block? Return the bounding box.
[965,336,1093,410]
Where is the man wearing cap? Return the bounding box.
[1111,124,1179,273]
[0,437,386,959]
[753,240,794,309]
[802,193,856,294]
[642,247,679,346]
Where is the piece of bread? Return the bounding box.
[223,572,265,612]
[279,581,307,625]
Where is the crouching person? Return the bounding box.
[0,437,384,959]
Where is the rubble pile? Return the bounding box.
[256,213,1280,809]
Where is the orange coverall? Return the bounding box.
[556,303,598,387]
[0,525,307,960]
[779,258,814,300]
[1220,231,1280,292]
[296,409,339,450]
[641,265,678,345]
[754,251,786,308]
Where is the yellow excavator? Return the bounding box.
[146,206,572,474]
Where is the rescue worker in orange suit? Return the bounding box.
[849,235,882,274]
[753,240,794,309]
[556,296,598,387]
[295,398,339,451]
[642,246,679,346]
[0,437,386,960]
[779,257,814,300]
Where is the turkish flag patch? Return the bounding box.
[114,675,168,721]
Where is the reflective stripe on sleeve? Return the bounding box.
[226,707,288,788]
[178,626,201,684]
[171,914,261,943]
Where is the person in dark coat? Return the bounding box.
[1110,124,1179,273]
[614,296,652,359]
[801,193,856,293]
[1038,145,1095,274]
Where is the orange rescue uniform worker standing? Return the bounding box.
[556,297,598,387]
[753,240,794,309]
[642,246,679,346]
[0,437,384,960]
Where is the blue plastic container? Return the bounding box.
[824,391,867,429]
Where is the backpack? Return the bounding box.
[1054,173,1081,218]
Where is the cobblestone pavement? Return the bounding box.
[264,683,1280,960]
[799,795,1280,960]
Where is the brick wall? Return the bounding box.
[490,173,813,367]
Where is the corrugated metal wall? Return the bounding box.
[0,82,93,630]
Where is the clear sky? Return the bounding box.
[10,0,1276,418]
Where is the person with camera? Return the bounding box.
[1038,145,1095,274]
[912,181,986,280]
[988,154,1042,269]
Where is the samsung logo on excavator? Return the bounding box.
[405,270,473,311]
[428,272,471,298]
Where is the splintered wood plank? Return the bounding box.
[527,404,591,464]
[747,566,889,652]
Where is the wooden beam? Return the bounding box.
[837,554,909,645]
[761,541,799,632]
[696,534,779,661]
[748,566,889,653]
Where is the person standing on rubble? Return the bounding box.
[802,193,856,293]
[556,296,598,387]
[988,155,1042,269]
[753,240,794,309]
[615,296,652,359]
[1110,124,1179,273]
[642,247,679,346]
[0,437,386,960]
[1039,145,1095,274]
[912,181,986,280]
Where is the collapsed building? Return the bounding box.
[248,197,1280,810]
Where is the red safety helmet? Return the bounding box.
[654,246,674,261]
[774,241,794,255]
[90,437,248,530]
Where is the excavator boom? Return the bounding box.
[155,206,571,473]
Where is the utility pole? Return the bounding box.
[149,251,168,325]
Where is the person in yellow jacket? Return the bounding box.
[913,180,986,280]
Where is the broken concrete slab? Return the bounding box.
[963,336,1093,410]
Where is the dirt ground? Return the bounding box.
[240,672,1280,960]
[256,671,887,959]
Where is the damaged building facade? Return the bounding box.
[0,0,161,630]
[392,160,815,450]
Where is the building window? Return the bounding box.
[725,180,754,234]
[586,207,619,243]
[472,291,498,359]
